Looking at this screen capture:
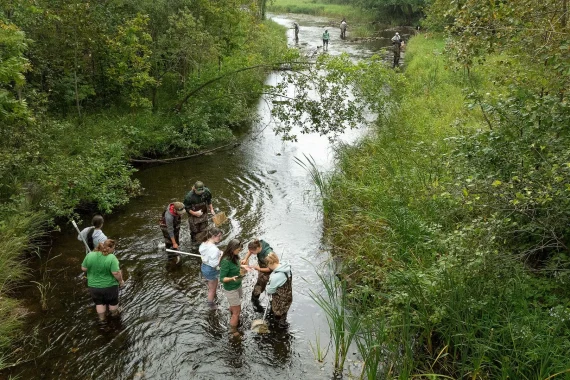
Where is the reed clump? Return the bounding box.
[0,207,47,368]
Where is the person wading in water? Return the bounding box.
[391,32,404,68]
[219,239,245,331]
[199,227,223,310]
[340,18,347,39]
[266,252,293,328]
[159,201,186,263]
[77,214,107,253]
[322,29,330,51]
[241,239,275,312]
[293,21,299,43]
[81,239,125,321]
[183,181,215,243]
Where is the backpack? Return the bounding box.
[86,227,96,250]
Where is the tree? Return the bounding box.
[106,14,156,110]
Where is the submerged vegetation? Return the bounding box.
[315,0,570,377]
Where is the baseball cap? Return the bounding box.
[173,202,186,215]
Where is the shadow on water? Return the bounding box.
[4,12,404,380]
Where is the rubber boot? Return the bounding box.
[251,294,264,312]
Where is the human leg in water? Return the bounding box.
[251,271,270,312]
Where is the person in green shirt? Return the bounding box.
[219,238,244,329]
[81,239,124,321]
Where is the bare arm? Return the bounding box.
[254,266,272,273]
[240,252,252,265]
[81,266,88,272]
[112,270,125,285]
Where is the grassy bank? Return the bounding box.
[320,35,570,378]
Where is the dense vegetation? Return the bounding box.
[0,0,291,364]
[316,0,570,378]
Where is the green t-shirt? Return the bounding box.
[219,258,242,291]
[81,251,120,288]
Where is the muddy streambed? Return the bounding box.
[9,14,407,380]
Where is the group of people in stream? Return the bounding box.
[77,180,293,333]
[292,18,348,52]
[291,19,405,68]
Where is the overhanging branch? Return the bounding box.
[174,61,313,112]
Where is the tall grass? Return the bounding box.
[309,327,330,362]
[294,154,329,198]
[309,267,361,377]
[0,207,47,368]
[319,34,570,378]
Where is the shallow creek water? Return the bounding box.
[10,14,408,380]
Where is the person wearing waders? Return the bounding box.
[183,181,215,243]
[77,214,107,254]
[159,201,186,263]
[293,21,299,43]
[266,252,292,328]
[241,239,275,312]
[322,29,330,51]
[391,32,403,68]
[340,18,347,39]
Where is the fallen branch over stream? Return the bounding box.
[129,142,238,164]
[175,61,314,112]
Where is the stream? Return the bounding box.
[10,13,407,380]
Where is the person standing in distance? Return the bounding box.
[293,21,299,43]
[184,181,215,242]
[391,32,404,68]
[77,215,107,253]
[322,29,330,51]
[340,18,348,39]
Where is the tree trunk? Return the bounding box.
[74,43,82,118]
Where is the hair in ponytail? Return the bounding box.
[202,227,222,242]
[94,239,116,256]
